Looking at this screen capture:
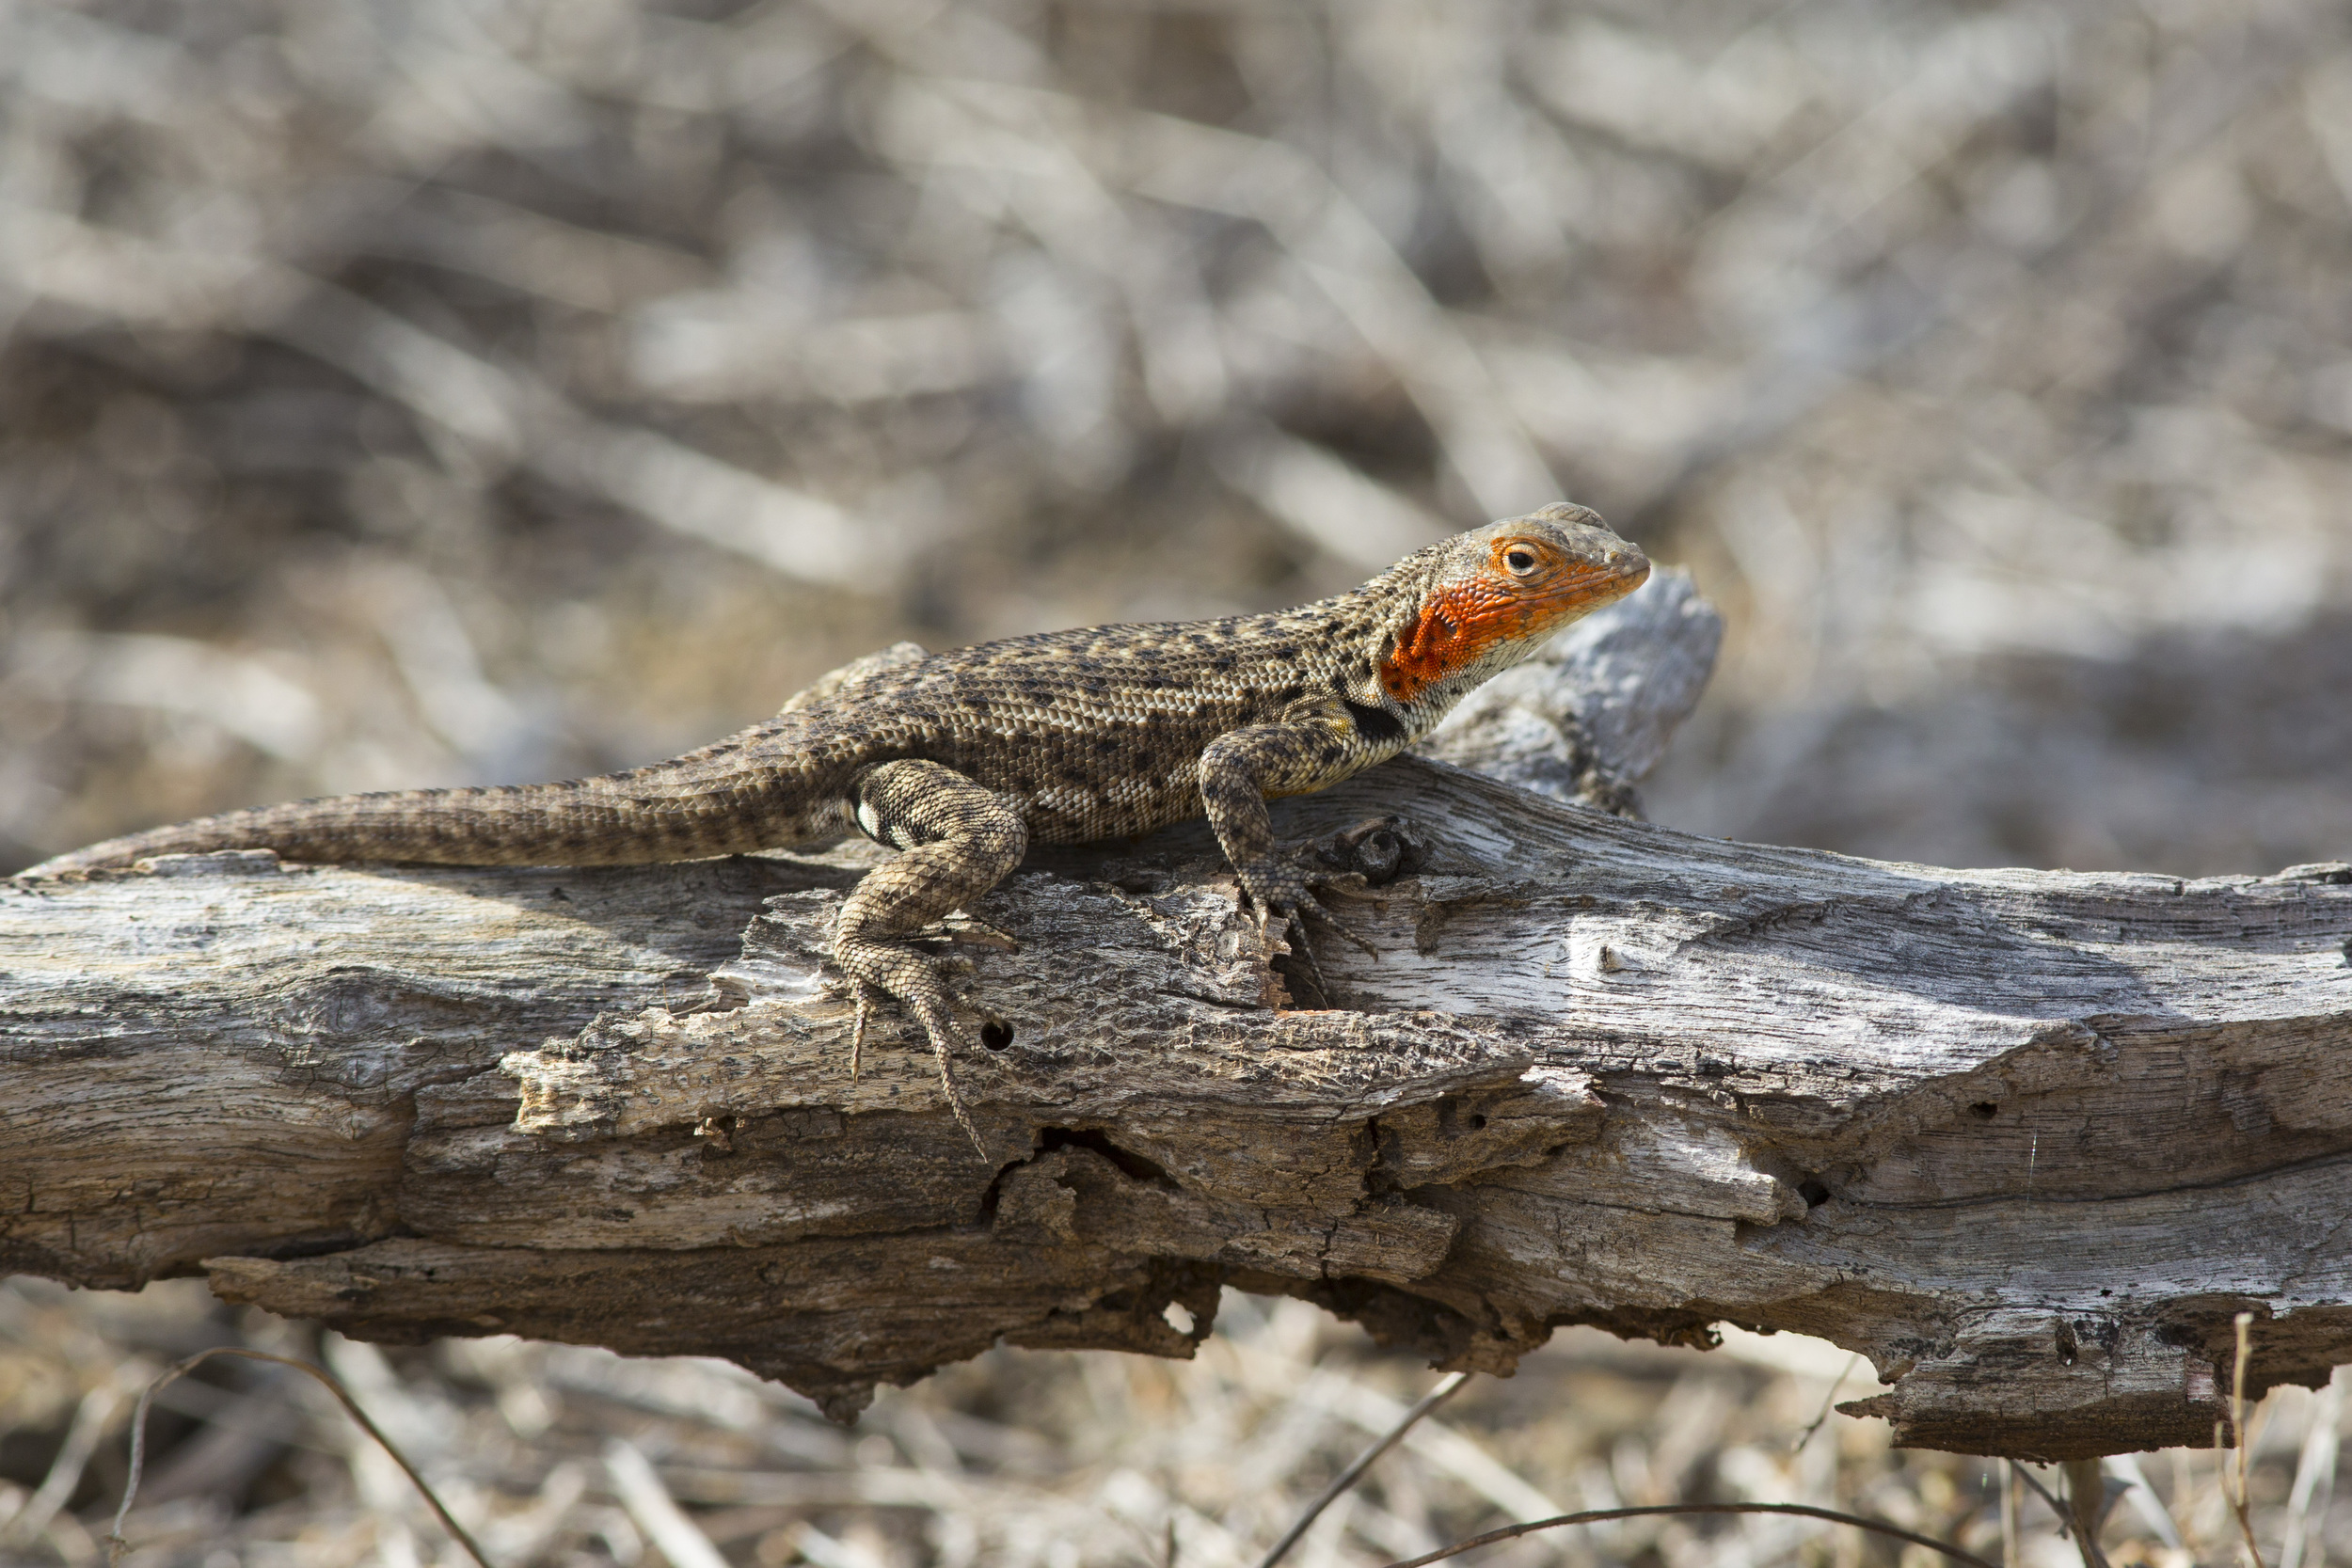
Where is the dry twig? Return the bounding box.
[1257,1371,1471,1568]
[106,1347,493,1568]
[2229,1313,2270,1568]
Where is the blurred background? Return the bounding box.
[6,0,2351,876]
[3,0,2350,1562]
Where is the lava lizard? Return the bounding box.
[25,503,1649,1152]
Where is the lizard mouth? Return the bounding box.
[1541,549,1649,615]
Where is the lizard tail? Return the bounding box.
[19,740,852,877]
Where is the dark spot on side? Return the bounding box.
[1343,700,1405,744]
[1277,684,1303,704]
[1328,673,1347,692]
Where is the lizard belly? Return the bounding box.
[1016,767,1205,845]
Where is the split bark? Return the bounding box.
[4,569,2347,1461]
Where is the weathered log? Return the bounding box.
[4,569,2347,1461]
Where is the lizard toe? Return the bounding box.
[908,998,992,1163]
[1280,910,1333,1001]
[1300,895,1379,959]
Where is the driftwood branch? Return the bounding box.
[6,570,2349,1460]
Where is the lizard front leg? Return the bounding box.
[1198,713,1381,999]
[836,758,1028,1158]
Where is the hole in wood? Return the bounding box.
[1970,1101,1998,1118]
[979,1021,1013,1051]
[1798,1179,1832,1208]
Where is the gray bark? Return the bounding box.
[4,568,2347,1461]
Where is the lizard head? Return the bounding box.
[1377,502,1649,705]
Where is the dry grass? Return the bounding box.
[1,1276,2345,1567]
[3,0,2350,1561]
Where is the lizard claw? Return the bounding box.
[909,999,991,1163]
[1300,892,1378,958]
[1249,872,1378,1006]
[850,988,871,1082]
[836,967,991,1162]
[1275,908,1331,1002]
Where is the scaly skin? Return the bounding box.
[24,503,1650,1154]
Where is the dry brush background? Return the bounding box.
[2,0,2350,1562]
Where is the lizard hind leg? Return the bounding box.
[834,759,1029,1160]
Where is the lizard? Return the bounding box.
[24,503,1649,1154]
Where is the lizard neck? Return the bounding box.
[1311,563,1530,728]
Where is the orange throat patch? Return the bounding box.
[1377,575,1606,703]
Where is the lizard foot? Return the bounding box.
[1243,865,1378,1006]
[834,948,993,1163]
[1257,813,1428,1003]
[1294,888,1379,959]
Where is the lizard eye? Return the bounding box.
[1502,546,1540,575]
